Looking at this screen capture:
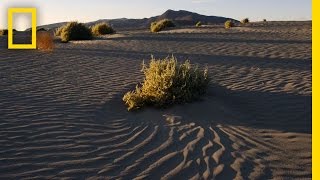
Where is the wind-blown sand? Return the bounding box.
[0,21,311,179]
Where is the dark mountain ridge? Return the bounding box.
[32,9,238,31]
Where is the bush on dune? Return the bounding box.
[123,56,210,111]
[56,22,93,42]
[91,23,115,36]
[224,20,235,29]
[150,19,175,32]
[196,21,202,27]
[36,31,54,51]
[54,26,64,36]
[241,18,249,24]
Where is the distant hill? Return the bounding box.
[30,9,238,31]
[151,9,236,25]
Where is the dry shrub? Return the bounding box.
[54,26,64,36]
[91,23,115,36]
[196,21,202,27]
[36,31,54,51]
[150,19,175,32]
[241,18,249,24]
[56,22,92,42]
[123,56,210,111]
[225,20,235,29]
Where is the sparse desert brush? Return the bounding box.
[196,21,202,27]
[241,18,249,24]
[263,19,267,22]
[150,19,175,32]
[36,31,54,51]
[91,23,115,36]
[0,29,8,36]
[224,20,235,29]
[123,56,210,111]
[59,21,93,42]
[54,26,64,36]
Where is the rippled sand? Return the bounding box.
[0,21,311,179]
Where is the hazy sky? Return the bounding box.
[0,0,311,30]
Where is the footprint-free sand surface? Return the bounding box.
[0,21,311,179]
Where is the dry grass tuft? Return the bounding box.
[91,23,115,36]
[123,56,210,111]
[55,22,92,42]
[54,26,64,36]
[225,20,235,29]
[241,18,250,24]
[150,19,175,33]
[36,31,54,51]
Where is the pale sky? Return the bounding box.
[0,0,311,30]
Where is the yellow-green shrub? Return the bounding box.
[196,21,202,27]
[58,22,92,42]
[91,23,115,36]
[241,18,249,24]
[150,19,175,32]
[225,20,235,29]
[123,56,210,110]
[54,26,64,36]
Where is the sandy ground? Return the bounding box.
[0,21,311,179]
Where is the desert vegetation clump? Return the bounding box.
[91,23,115,36]
[36,31,54,51]
[150,19,175,32]
[241,18,249,24]
[123,56,210,111]
[196,21,202,27]
[263,19,267,22]
[54,26,64,36]
[224,20,235,29]
[57,22,92,42]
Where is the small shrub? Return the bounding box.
[123,56,210,111]
[150,19,175,33]
[91,23,115,36]
[59,22,92,42]
[224,20,235,29]
[0,29,8,36]
[263,19,267,22]
[36,31,54,51]
[54,26,64,36]
[196,21,202,27]
[241,18,249,24]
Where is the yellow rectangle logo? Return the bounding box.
[8,8,37,49]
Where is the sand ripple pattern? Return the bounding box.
[0,22,311,179]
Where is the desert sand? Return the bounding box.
[0,21,311,179]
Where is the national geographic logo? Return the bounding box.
[7,8,37,49]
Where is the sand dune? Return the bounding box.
[0,21,311,179]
